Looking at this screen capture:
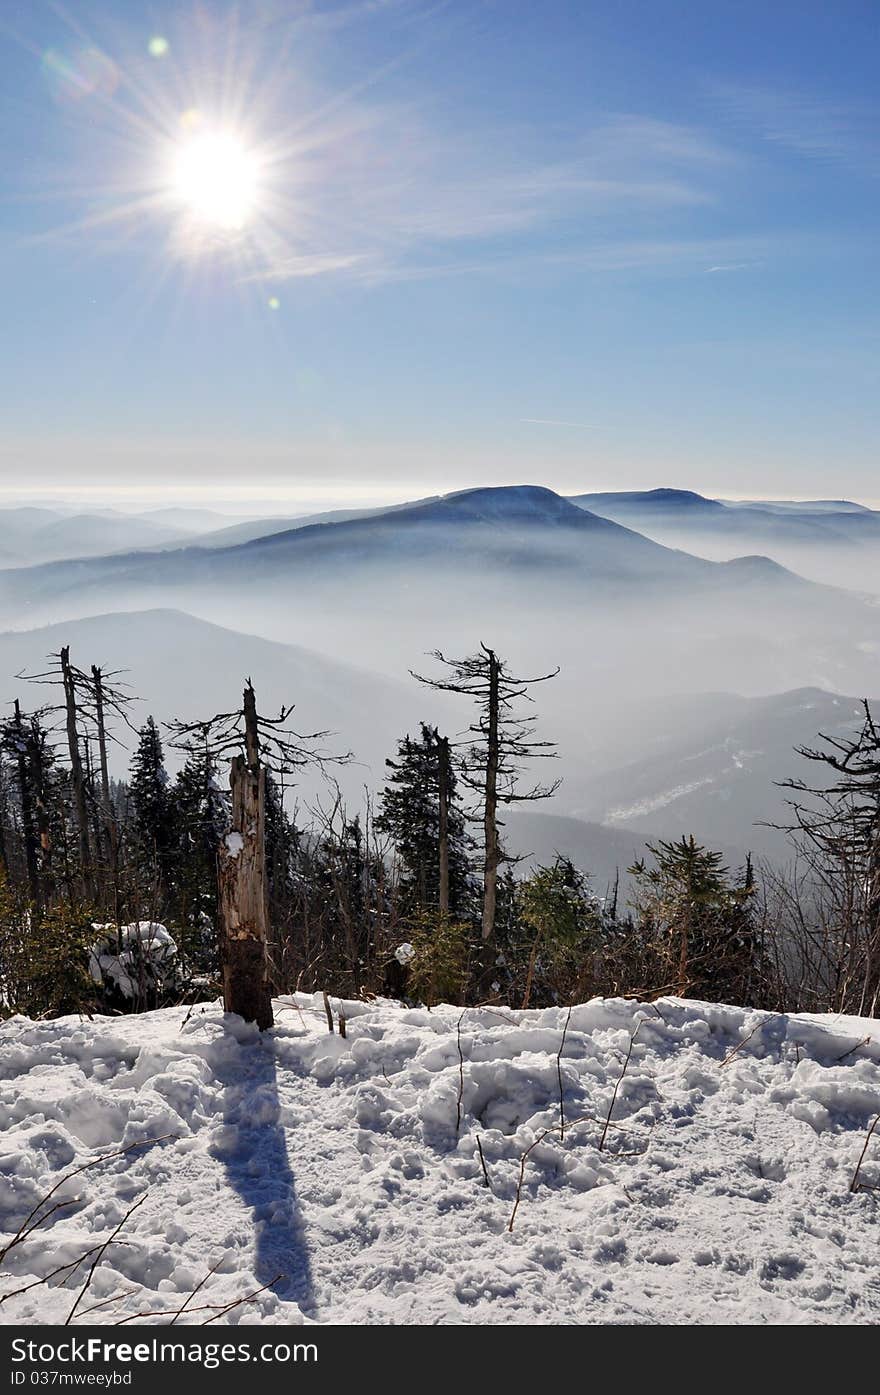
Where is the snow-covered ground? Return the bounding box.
[1,994,879,1325]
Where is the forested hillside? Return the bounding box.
[2,636,878,1028]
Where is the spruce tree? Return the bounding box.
[128,717,173,900]
[170,742,226,969]
[376,724,472,918]
[629,835,756,1002]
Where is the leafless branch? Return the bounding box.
[598,1025,641,1152]
[556,1005,573,1139]
[64,1194,146,1325]
[850,1113,880,1194]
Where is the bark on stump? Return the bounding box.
[218,752,274,1030]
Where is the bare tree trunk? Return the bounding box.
[482,650,500,940]
[0,765,8,877]
[84,739,103,893]
[60,646,92,901]
[678,909,690,994]
[33,740,52,898]
[13,701,40,907]
[217,685,274,1030]
[92,666,122,933]
[412,646,559,944]
[438,734,451,917]
[521,930,542,1010]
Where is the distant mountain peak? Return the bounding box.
[569,487,725,514]
[638,488,715,505]
[718,554,801,582]
[431,484,580,517]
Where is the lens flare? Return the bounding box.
[41,46,119,103]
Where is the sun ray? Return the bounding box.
[4,1,456,305]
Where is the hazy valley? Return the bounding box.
[2,482,878,886]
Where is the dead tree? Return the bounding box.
[774,700,880,1016]
[438,734,451,916]
[90,665,124,928]
[60,647,92,900]
[17,651,136,909]
[413,645,559,940]
[217,685,273,1030]
[7,702,40,906]
[168,682,344,1029]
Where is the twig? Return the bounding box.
[645,1001,670,1025]
[276,997,308,1030]
[77,1285,141,1318]
[476,1136,491,1190]
[508,1133,549,1232]
[720,1014,782,1069]
[112,1302,229,1325]
[113,1279,284,1326]
[0,1243,126,1305]
[555,1109,643,1136]
[338,1009,347,1039]
[556,1005,573,1139]
[0,1136,175,1267]
[470,1004,522,1026]
[200,1274,284,1325]
[322,990,334,1034]
[850,1113,880,1194]
[834,1036,871,1064]
[5,1198,81,1245]
[455,1011,466,1135]
[599,1025,641,1152]
[65,1194,146,1325]
[169,1258,226,1326]
[506,1105,655,1232]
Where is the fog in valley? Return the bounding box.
[1,482,877,888]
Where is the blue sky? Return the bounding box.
[0,0,877,509]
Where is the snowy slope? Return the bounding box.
[1,995,879,1326]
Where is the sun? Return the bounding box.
[170,128,261,232]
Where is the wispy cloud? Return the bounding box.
[19,2,748,289]
[252,107,742,283]
[705,262,758,273]
[713,83,880,179]
[520,418,599,429]
[240,251,369,281]
[356,234,776,285]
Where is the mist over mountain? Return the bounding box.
[0,606,825,887]
[570,488,880,591]
[561,686,879,859]
[0,609,419,808]
[1,484,876,708]
[1,483,876,882]
[0,506,199,566]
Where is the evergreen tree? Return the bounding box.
[517,856,600,1007]
[0,706,65,908]
[128,718,174,898]
[629,836,756,1001]
[169,741,226,970]
[376,724,472,918]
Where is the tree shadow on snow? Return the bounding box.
[213,1031,315,1316]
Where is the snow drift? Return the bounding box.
[1,994,878,1325]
